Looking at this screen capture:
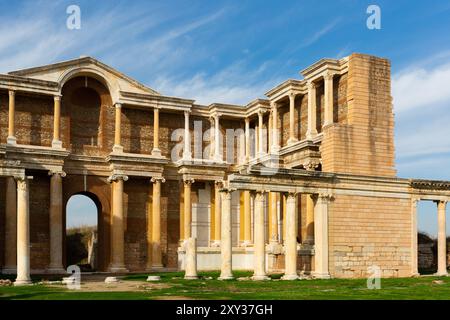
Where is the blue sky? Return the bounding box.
[1,0,449,235]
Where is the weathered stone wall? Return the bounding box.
[122,108,153,155]
[328,194,411,278]
[321,54,396,177]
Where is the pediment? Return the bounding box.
[8,56,160,96]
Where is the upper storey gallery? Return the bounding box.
[0,53,395,177]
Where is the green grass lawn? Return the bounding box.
[0,271,449,300]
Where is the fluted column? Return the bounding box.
[245,118,250,162]
[149,177,165,269]
[288,92,298,145]
[113,103,123,153]
[313,194,331,279]
[7,90,16,145]
[306,82,318,140]
[151,107,162,156]
[108,174,128,272]
[324,72,334,126]
[52,95,63,149]
[183,178,194,239]
[3,177,17,273]
[411,198,419,276]
[183,111,192,160]
[252,190,269,280]
[436,200,448,276]
[48,170,66,273]
[212,181,222,246]
[219,189,234,280]
[271,102,280,152]
[282,192,299,280]
[243,190,252,245]
[15,177,31,286]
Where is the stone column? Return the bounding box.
[219,189,234,280]
[305,194,315,244]
[183,178,194,239]
[255,124,259,157]
[150,177,165,269]
[268,111,273,151]
[209,117,215,160]
[151,107,162,156]
[7,90,16,145]
[183,111,192,160]
[214,113,222,162]
[113,103,123,153]
[245,118,250,162]
[252,190,269,280]
[48,171,66,273]
[411,198,419,276]
[282,192,299,280]
[269,192,278,244]
[52,95,63,149]
[184,237,198,279]
[179,183,185,242]
[257,110,265,156]
[288,92,298,145]
[212,181,222,246]
[243,190,252,245]
[271,102,280,152]
[15,177,31,286]
[3,177,17,273]
[324,72,334,126]
[108,174,128,272]
[313,194,331,279]
[436,200,448,276]
[306,82,318,140]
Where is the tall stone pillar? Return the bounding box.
[287,92,298,145]
[257,110,265,157]
[243,190,252,245]
[254,124,259,157]
[149,177,165,269]
[48,171,66,273]
[271,102,280,152]
[245,118,250,162]
[15,177,31,286]
[151,107,162,156]
[269,192,278,244]
[219,189,234,280]
[282,192,299,280]
[411,198,419,276]
[179,182,185,242]
[184,237,198,279]
[212,181,222,246]
[268,111,273,151]
[3,177,17,274]
[214,113,222,162]
[313,194,331,279]
[7,90,16,145]
[108,174,128,272]
[436,200,448,276]
[305,194,315,244]
[183,111,192,160]
[183,179,194,239]
[113,103,123,153]
[252,190,269,280]
[52,95,63,149]
[306,82,318,140]
[324,72,335,126]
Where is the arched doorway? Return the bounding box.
[65,192,101,272]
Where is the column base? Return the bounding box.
[312,272,331,279]
[52,140,63,149]
[306,132,318,141]
[7,136,17,145]
[251,275,270,281]
[281,274,299,281]
[434,271,449,277]
[151,148,162,157]
[14,279,32,286]
[184,275,199,280]
[287,138,298,145]
[218,275,234,281]
[411,272,420,277]
[112,145,124,153]
[1,267,17,274]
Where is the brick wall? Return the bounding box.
[329,194,411,278]
[0,178,5,268]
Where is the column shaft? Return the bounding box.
[183,179,193,239]
[213,182,222,246]
[258,111,264,156]
[219,191,234,280]
[306,82,318,139]
[436,200,448,276]
[7,90,16,144]
[243,191,252,244]
[245,118,250,162]
[4,177,17,273]
[48,172,65,272]
[15,178,31,285]
[305,194,315,244]
[152,107,161,156]
[271,102,280,152]
[282,193,299,280]
[411,199,419,276]
[52,95,62,148]
[269,192,278,243]
[324,73,334,126]
[151,178,163,268]
[113,103,123,152]
[214,114,221,161]
[252,191,269,280]
[288,93,298,145]
[183,111,192,160]
[313,194,330,279]
[109,177,127,272]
